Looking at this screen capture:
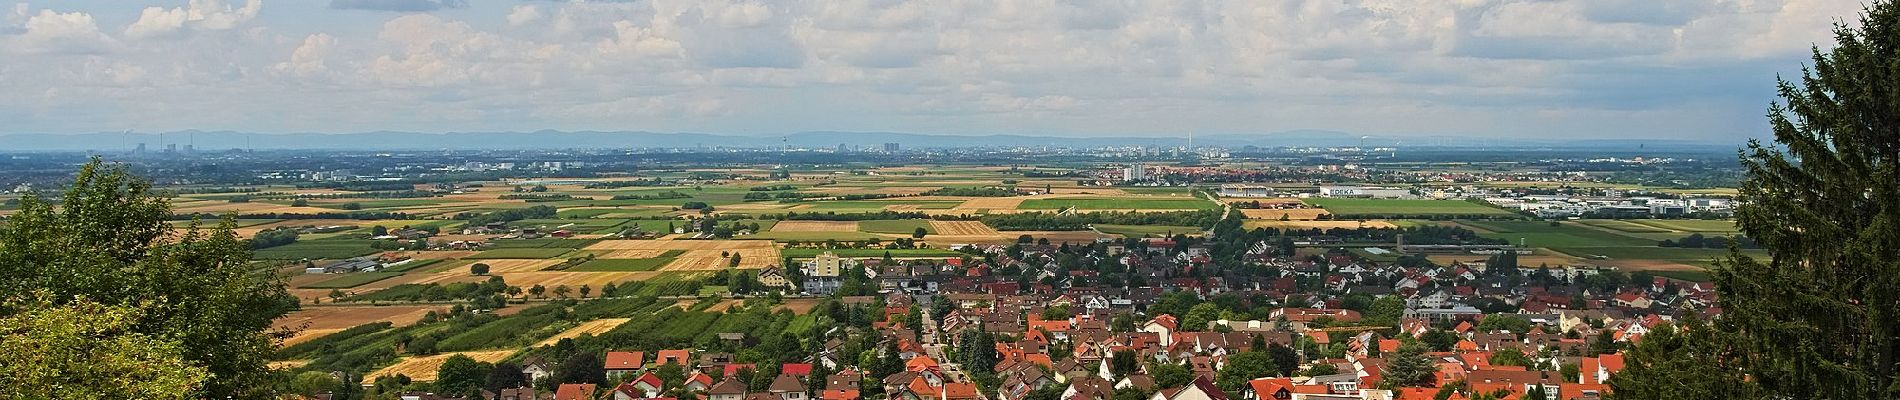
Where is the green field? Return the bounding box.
[467,248,575,259]
[298,272,404,289]
[1457,221,1656,248]
[380,258,442,273]
[310,198,451,210]
[566,257,675,272]
[795,200,962,212]
[484,239,600,249]
[167,218,282,228]
[1017,197,1213,210]
[858,219,935,234]
[251,240,382,260]
[1093,224,1201,237]
[1303,198,1518,218]
[510,218,630,233]
[1625,219,1740,233]
[780,248,963,258]
[1548,246,1762,261]
[1574,219,1675,233]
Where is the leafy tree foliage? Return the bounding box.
[486,362,529,392]
[435,354,493,397]
[1379,342,1435,388]
[1149,362,1192,389]
[1216,351,1272,391]
[1690,2,1900,398]
[289,371,342,397]
[0,295,209,399]
[1265,342,1300,377]
[1608,317,1758,399]
[0,159,296,398]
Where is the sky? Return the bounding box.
[0,0,1865,141]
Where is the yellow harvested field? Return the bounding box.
[772,221,860,232]
[1240,208,1332,220]
[585,239,775,251]
[661,249,781,271]
[172,202,337,215]
[489,271,642,288]
[279,329,343,347]
[364,350,516,383]
[274,305,447,347]
[931,220,1001,236]
[535,318,631,346]
[952,197,1026,211]
[1244,220,1396,229]
[269,360,311,370]
[469,259,563,273]
[600,249,673,259]
[810,186,938,196]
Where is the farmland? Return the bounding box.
[1017,197,1213,210]
[1303,198,1520,218]
[232,159,1758,370]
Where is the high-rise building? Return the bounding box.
[1123,163,1148,182]
[884,143,900,153]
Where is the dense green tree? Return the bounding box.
[1265,342,1300,377]
[557,352,605,385]
[1149,362,1192,389]
[1419,329,1460,352]
[471,262,490,275]
[1111,349,1141,378]
[1490,348,1530,368]
[1182,302,1222,332]
[1696,2,1900,398]
[0,160,296,398]
[1216,351,1272,391]
[435,354,492,397]
[486,362,529,392]
[1364,296,1406,327]
[0,295,209,399]
[1608,317,1758,399]
[1379,342,1435,388]
[289,371,341,397]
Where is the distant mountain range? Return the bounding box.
[0,130,1742,151]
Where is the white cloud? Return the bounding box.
[506,5,543,26]
[274,33,337,77]
[0,0,1872,138]
[7,8,114,54]
[124,0,261,39]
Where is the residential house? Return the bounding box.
[770,375,812,400]
[555,384,599,400]
[710,378,750,400]
[606,351,647,380]
[1149,377,1227,400]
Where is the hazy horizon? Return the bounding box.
[1,1,1862,140]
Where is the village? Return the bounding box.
[377,223,1687,400]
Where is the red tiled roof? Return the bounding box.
[782,363,814,376]
[606,351,645,370]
